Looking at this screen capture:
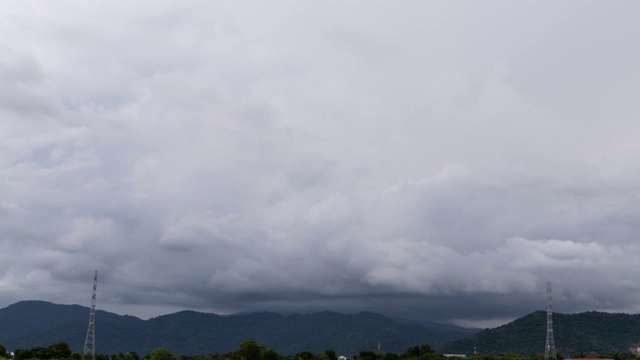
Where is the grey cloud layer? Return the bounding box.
[1,0,639,326]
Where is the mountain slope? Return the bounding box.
[439,311,640,356]
[0,301,471,355]
[0,300,144,353]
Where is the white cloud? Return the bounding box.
[0,0,639,325]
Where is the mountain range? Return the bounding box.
[5,301,640,357]
[0,301,476,356]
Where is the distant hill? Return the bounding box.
[0,301,474,355]
[0,301,145,354]
[439,310,640,356]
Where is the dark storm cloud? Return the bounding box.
[1,0,640,328]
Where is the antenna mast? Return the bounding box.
[544,282,557,360]
[84,270,98,360]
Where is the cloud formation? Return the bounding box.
[1,0,640,328]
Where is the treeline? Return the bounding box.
[0,341,440,360]
[2,341,640,360]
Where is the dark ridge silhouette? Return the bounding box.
[0,301,475,355]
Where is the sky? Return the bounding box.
[1,0,640,329]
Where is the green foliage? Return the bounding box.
[323,350,336,360]
[419,345,434,355]
[150,348,175,360]
[125,353,141,360]
[8,339,640,360]
[470,354,532,360]
[358,350,379,360]
[293,351,315,360]
[263,349,280,360]
[50,342,72,359]
[236,341,266,360]
[13,342,73,360]
[0,344,8,358]
[403,347,421,358]
[383,353,400,360]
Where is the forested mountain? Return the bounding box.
[0,301,474,355]
[439,310,640,356]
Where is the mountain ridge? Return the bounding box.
[0,300,476,355]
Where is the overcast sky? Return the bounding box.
[1,0,640,329]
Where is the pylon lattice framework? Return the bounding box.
[544,282,557,360]
[84,270,98,360]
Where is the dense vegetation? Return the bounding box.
[4,340,640,360]
[7,339,633,360]
[440,311,640,355]
[0,301,474,355]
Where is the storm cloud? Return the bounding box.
[1,0,640,328]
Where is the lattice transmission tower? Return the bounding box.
[84,270,98,360]
[544,282,557,360]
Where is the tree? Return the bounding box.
[151,348,175,360]
[206,353,221,360]
[0,344,8,359]
[295,351,315,360]
[383,353,400,360]
[324,350,337,360]
[419,345,434,356]
[125,352,141,360]
[49,342,72,359]
[236,340,266,360]
[358,350,379,360]
[31,347,48,360]
[403,346,421,359]
[263,349,280,360]
[13,348,32,360]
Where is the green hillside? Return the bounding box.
[439,311,640,356]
